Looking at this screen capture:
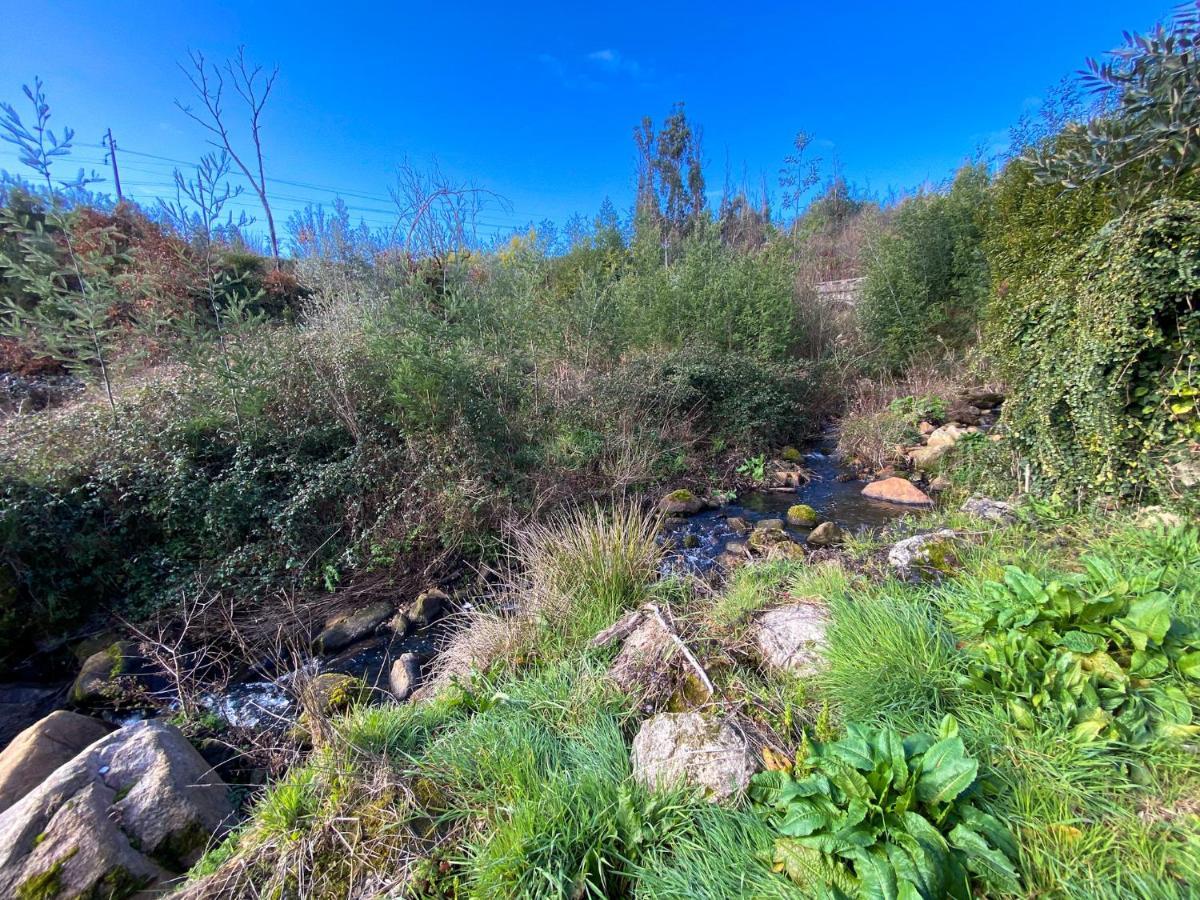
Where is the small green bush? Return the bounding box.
[749,716,1020,898]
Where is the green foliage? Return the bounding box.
[859,166,992,372]
[952,556,1200,743]
[737,454,767,481]
[887,394,946,424]
[1027,6,1200,205]
[749,717,1020,899]
[988,199,1200,502]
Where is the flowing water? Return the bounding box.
[660,434,917,574]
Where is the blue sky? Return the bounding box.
[0,1,1174,243]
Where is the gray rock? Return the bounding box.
[960,497,1016,525]
[388,653,421,702]
[755,518,785,531]
[752,602,830,675]
[631,712,754,801]
[0,721,233,898]
[315,601,395,654]
[806,521,844,547]
[659,490,705,516]
[408,588,449,627]
[0,711,111,814]
[908,443,949,470]
[725,516,750,533]
[888,530,958,576]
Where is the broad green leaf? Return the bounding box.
[916,737,977,805]
[1178,651,1200,678]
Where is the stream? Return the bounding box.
[658,433,914,575]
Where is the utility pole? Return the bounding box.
[102,128,123,203]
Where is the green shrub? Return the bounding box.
[858,166,992,373]
[749,716,1020,898]
[988,199,1200,502]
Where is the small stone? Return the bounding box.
[786,504,818,527]
[630,712,753,801]
[755,518,785,531]
[807,521,844,547]
[725,516,750,533]
[748,528,794,552]
[960,497,1016,525]
[724,540,750,555]
[929,474,952,493]
[682,533,701,549]
[861,477,933,506]
[388,653,421,702]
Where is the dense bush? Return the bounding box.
[858,166,991,373]
[989,199,1200,502]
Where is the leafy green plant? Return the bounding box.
[749,716,1020,899]
[887,395,947,425]
[737,453,767,481]
[954,558,1200,743]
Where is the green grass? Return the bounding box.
[820,585,971,733]
[189,508,1200,899]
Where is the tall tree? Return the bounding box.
[633,103,707,257]
[177,47,282,261]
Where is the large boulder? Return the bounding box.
[308,673,370,717]
[0,711,111,814]
[631,712,754,801]
[315,601,395,654]
[861,477,933,506]
[752,602,830,676]
[0,721,233,898]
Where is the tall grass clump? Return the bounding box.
[516,500,662,652]
[820,588,969,732]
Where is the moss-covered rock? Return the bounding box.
[70,642,138,707]
[309,673,370,717]
[659,489,705,516]
[780,446,804,463]
[786,504,818,527]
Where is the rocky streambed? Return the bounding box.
[658,434,918,574]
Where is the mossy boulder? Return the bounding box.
[408,588,449,628]
[70,642,139,707]
[786,504,818,527]
[887,530,959,579]
[659,489,705,516]
[780,446,804,463]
